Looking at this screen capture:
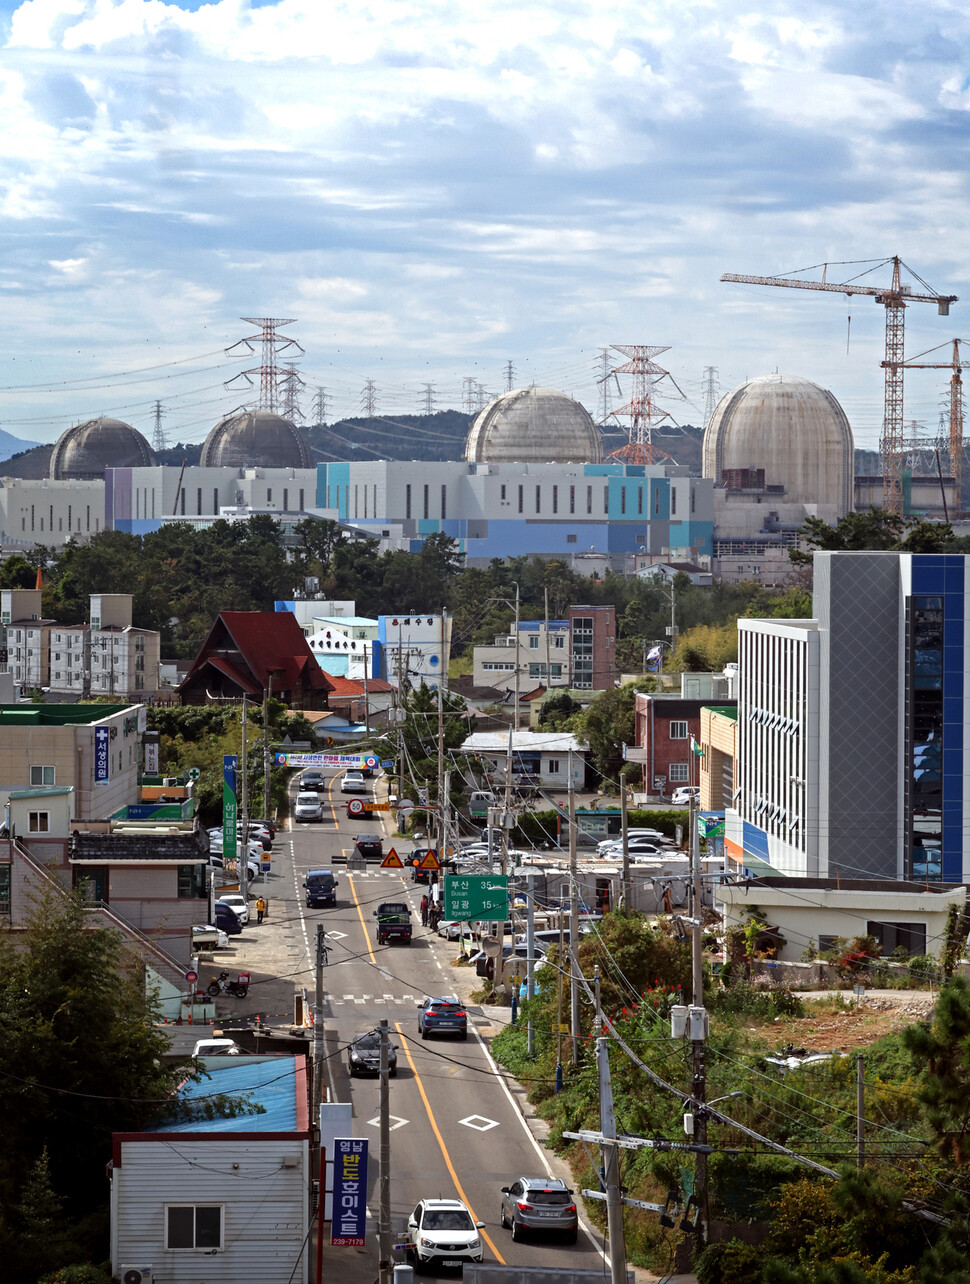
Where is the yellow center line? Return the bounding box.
[348,869,379,967]
[395,1021,506,1266]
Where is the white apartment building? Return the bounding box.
[474,620,571,690]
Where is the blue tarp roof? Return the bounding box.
[155,1057,300,1134]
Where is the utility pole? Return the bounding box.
[378,1019,392,1284]
[313,924,326,1125]
[263,674,272,823]
[620,782,631,911]
[857,1053,865,1168]
[513,583,521,731]
[569,761,580,1064]
[597,1037,628,1284]
[594,964,602,1028]
[689,794,708,1240]
[239,696,249,903]
[437,610,447,858]
[526,874,536,1056]
[544,585,551,692]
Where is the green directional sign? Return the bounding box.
[443,874,509,922]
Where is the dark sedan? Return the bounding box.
[348,1029,398,1077]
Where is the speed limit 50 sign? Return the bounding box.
[347,797,365,817]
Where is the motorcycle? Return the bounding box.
[206,970,250,998]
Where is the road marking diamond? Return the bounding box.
[368,1114,409,1131]
[459,1114,500,1132]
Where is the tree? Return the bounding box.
[0,554,37,589]
[903,976,970,1166]
[791,508,955,564]
[571,682,646,787]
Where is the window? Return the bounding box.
[299,488,305,509]
[283,487,289,510]
[518,485,524,514]
[554,636,565,649]
[604,484,609,512]
[637,487,643,515]
[178,864,207,899]
[535,485,541,513]
[547,758,560,773]
[620,486,626,515]
[566,534,577,543]
[441,484,447,519]
[529,636,539,650]
[586,485,592,514]
[669,762,689,782]
[500,483,507,501]
[406,484,412,519]
[552,485,558,514]
[0,866,9,915]
[654,487,660,514]
[423,485,429,519]
[669,721,688,740]
[196,487,202,516]
[569,484,575,514]
[28,811,49,833]
[671,487,677,515]
[165,1204,224,1251]
[29,766,55,787]
[867,921,927,957]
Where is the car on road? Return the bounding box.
[304,869,338,907]
[341,770,368,794]
[192,923,230,951]
[294,791,324,822]
[215,893,250,926]
[417,996,468,1040]
[192,1037,242,1057]
[499,1176,578,1243]
[375,901,412,944]
[353,833,383,861]
[407,848,439,882]
[406,1198,484,1270]
[347,1029,398,1077]
[671,785,700,806]
[300,769,326,792]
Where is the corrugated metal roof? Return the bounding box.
[155,1057,300,1133]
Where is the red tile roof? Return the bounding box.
[180,611,333,700]
[325,674,394,696]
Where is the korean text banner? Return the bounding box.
[331,1137,368,1246]
[94,726,110,786]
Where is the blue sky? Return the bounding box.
[0,0,968,453]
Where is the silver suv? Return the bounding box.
[500,1176,577,1243]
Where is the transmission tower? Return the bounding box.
[504,360,516,391]
[224,317,303,412]
[462,377,478,415]
[361,379,378,416]
[420,383,437,414]
[280,365,306,423]
[596,348,614,425]
[313,386,330,426]
[476,382,489,411]
[702,366,720,423]
[608,344,685,463]
[151,399,167,453]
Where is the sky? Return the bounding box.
[0,0,968,454]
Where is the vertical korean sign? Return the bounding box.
[223,755,238,868]
[94,726,110,787]
[331,1137,368,1246]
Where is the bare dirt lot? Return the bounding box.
[742,991,937,1053]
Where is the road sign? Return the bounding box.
[347,798,365,817]
[381,759,394,768]
[187,767,201,781]
[381,847,404,869]
[185,970,198,984]
[417,850,440,871]
[443,874,509,922]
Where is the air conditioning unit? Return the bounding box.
[122,1268,153,1284]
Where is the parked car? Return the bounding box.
[596,829,670,852]
[348,1029,398,1077]
[192,1038,242,1057]
[208,853,262,883]
[213,903,242,935]
[304,869,338,907]
[596,841,667,860]
[417,996,468,1040]
[671,785,700,806]
[294,791,324,822]
[215,894,250,926]
[353,833,383,861]
[500,1176,577,1243]
[250,816,277,840]
[406,1198,484,1269]
[207,831,265,863]
[300,769,326,792]
[436,919,465,940]
[192,923,229,951]
[341,770,368,794]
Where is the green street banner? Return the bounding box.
[223,755,238,864]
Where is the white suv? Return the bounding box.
[671,785,700,806]
[407,1198,484,1268]
[294,792,323,822]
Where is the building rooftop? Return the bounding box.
[9,786,73,800]
[154,1056,304,1134]
[705,705,738,720]
[0,703,132,726]
[462,731,588,753]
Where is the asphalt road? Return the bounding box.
[209,768,612,1284]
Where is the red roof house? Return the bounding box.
[178,611,333,709]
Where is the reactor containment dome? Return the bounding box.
[702,373,854,515]
[49,417,156,481]
[200,410,314,470]
[464,386,603,464]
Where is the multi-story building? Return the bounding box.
[633,693,726,796]
[727,551,970,883]
[0,477,105,549]
[1,588,51,689]
[472,607,615,693]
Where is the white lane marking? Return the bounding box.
[459,1114,500,1132]
[367,1114,409,1131]
[469,1019,609,1264]
[326,930,348,941]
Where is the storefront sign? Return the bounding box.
[223,755,238,856]
[331,1138,368,1246]
[94,726,110,786]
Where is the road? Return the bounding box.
[215,767,610,1283]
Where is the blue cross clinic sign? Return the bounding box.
[223,755,238,858]
[331,1137,368,1246]
[94,726,110,786]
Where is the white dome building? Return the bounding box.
[464,386,603,464]
[703,374,854,515]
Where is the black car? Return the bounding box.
[354,833,383,861]
[300,770,326,792]
[348,1029,398,1077]
[408,848,438,882]
[304,869,338,907]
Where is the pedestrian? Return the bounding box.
[256,896,267,925]
[420,894,429,926]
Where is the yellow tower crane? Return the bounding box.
[721,257,957,515]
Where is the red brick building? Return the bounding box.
[634,693,735,798]
[567,604,615,690]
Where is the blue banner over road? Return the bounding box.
[331,1137,368,1246]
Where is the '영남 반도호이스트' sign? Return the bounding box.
[331,1137,368,1246]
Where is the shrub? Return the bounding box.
[709,981,804,1019]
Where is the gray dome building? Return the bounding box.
[703,374,854,515]
[200,410,314,470]
[49,417,155,480]
[464,386,603,464]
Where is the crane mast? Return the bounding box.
[890,339,970,506]
[721,257,957,515]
